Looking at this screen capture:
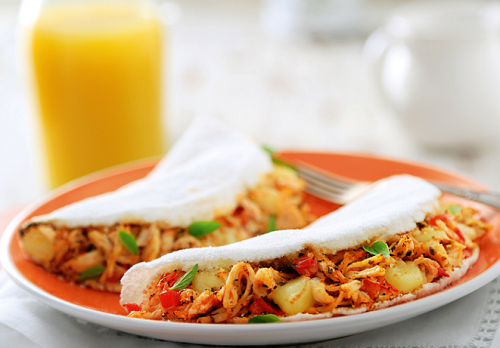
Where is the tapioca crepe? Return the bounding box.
[27,116,272,228]
[120,175,490,323]
[120,174,439,303]
[18,116,313,292]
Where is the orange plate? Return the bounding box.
[8,152,500,316]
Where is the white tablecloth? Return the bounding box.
[1,268,499,347]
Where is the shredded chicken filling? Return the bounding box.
[19,165,313,292]
[128,203,491,323]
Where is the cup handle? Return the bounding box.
[362,27,396,106]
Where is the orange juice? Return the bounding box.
[31,1,165,188]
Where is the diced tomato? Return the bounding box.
[232,206,244,216]
[360,279,381,298]
[159,290,181,309]
[381,280,399,293]
[429,213,465,242]
[292,255,318,277]
[123,303,141,313]
[232,206,249,226]
[452,227,466,242]
[437,267,450,278]
[429,213,452,227]
[251,298,278,315]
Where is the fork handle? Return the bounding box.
[431,182,500,210]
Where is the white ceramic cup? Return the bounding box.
[364,2,500,150]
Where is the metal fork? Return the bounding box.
[294,162,500,210]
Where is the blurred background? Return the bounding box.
[1,0,500,211]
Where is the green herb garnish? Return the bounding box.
[248,314,282,323]
[78,265,106,281]
[272,158,296,171]
[363,241,390,258]
[267,215,277,233]
[262,145,275,157]
[188,221,221,238]
[169,264,198,290]
[119,230,138,255]
[261,145,296,171]
[448,205,462,215]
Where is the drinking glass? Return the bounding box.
[18,0,166,188]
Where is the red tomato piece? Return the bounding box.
[429,213,465,242]
[360,279,381,298]
[429,213,452,227]
[232,207,249,226]
[123,303,141,313]
[452,227,466,242]
[159,290,181,309]
[252,298,277,314]
[437,267,450,278]
[381,280,399,293]
[292,255,318,277]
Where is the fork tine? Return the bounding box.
[290,158,500,209]
[293,163,356,205]
[297,167,352,190]
[295,165,354,190]
[305,185,349,205]
[297,170,349,196]
[291,161,371,205]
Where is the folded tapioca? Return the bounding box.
[120,175,491,323]
[18,116,313,292]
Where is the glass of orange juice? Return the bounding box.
[18,0,166,188]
